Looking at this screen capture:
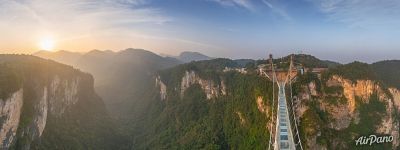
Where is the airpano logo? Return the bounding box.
[355,135,393,146]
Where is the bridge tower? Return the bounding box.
[265,54,303,150]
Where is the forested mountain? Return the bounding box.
[35,49,182,119]
[34,50,82,66]
[127,56,400,149]
[129,59,274,149]
[0,55,128,149]
[176,51,212,63]
[293,61,399,149]
[372,60,400,89]
[281,54,341,68]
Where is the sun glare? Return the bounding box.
[39,38,55,51]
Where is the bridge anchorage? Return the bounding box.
[261,54,304,150]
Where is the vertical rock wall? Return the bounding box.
[0,89,23,148]
[0,75,83,149]
[180,71,226,99]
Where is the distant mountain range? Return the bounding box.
[34,50,213,65]
[176,51,213,62]
[34,50,82,65]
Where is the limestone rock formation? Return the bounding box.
[0,55,117,149]
[389,88,400,112]
[295,74,400,149]
[156,76,167,101]
[0,75,88,149]
[0,89,23,148]
[180,71,226,99]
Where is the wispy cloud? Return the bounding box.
[261,0,292,21]
[209,0,292,21]
[209,0,255,11]
[0,0,170,39]
[309,0,400,28]
[0,0,173,52]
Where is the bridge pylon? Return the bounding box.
[264,54,303,150]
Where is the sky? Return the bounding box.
[1,0,400,63]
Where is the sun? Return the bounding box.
[39,37,55,51]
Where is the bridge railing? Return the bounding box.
[285,81,304,150]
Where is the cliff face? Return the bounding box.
[296,74,400,149]
[328,76,378,113]
[180,71,226,100]
[11,75,84,149]
[0,89,23,148]
[157,70,227,100]
[389,88,400,112]
[156,76,167,101]
[0,55,123,150]
[0,74,91,149]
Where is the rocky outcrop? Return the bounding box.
[296,75,400,148]
[308,82,318,96]
[0,89,23,148]
[256,96,268,114]
[376,94,399,148]
[236,111,246,125]
[386,87,400,148]
[389,88,400,112]
[156,76,167,101]
[33,87,48,138]
[328,75,377,113]
[0,75,89,149]
[48,76,79,116]
[180,71,226,99]
[295,88,326,149]
[320,102,351,130]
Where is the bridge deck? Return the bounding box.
[274,82,295,150]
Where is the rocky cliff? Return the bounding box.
[389,88,400,112]
[0,55,125,150]
[0,89,23,148]
[180,71,226,99]
[294,72,400,149]
[156,70,227,100]
[156,76,167,101]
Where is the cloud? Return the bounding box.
[0,0,175,53]
[309,0,400,28]
[209,0,255,11]
[209,0,292,20]
[261,0,292,21]
[0,0,171,40]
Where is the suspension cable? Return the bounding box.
[289,67,304,150]
[268,56,277,150]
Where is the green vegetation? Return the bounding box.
[129,58,274,149]
[291,59,397,149]
[0,55,128,149]
[337,94,390,150]
[279,54,340,68]
[323,85,343,95]
[0,64,22,99]
[292,72,322,95]
[323,61,377,82]
[159,58,237,87]
[372,60,400,89]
